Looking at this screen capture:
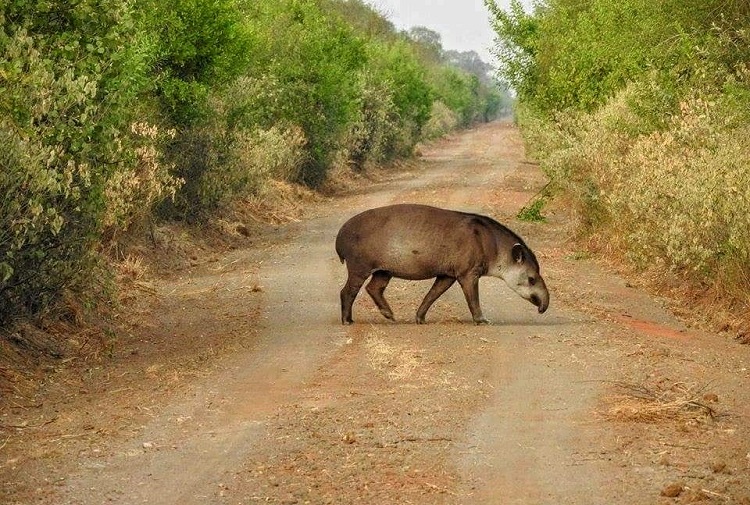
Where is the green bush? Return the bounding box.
[423,101,460,140]
[364,39,432,157]
[343,71,401,171]
[431,67,479,127]
[489,0,750,310]
[0,0,164,323]
[242,0,366,187]
[137,0,252,125]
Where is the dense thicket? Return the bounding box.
[0,0,178,321]
[487,0,750,318]
[0,0,508,325]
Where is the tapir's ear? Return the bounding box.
[511,243,525,264]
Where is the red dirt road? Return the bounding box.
[2,122,750,504]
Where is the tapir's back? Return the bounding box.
[335,204,492,279]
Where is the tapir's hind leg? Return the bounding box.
[416,276,456,324]
[365,270,395,321]
[340,268,368,325]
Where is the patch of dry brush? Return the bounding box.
[603,380,718,424]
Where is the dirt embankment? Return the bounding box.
[2,121,749,505]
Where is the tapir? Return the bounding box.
[335,203,549,324]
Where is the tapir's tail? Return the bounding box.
[335,239,346,264]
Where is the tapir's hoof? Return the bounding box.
[415,316,426,325]
[381,310,395,321]
[474,318,490,326]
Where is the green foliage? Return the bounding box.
[228,0,367,186]
[160,121,306,219]
[517,195,548,222]
[490,0,750,309]
[137,0,252,125]
[1,0,509,325]
[365,39,433,156]
[488,0,750,115]
[343,71,401,171]
[422,101,460,140]
[485,0,540,103]
[431,67,477,127]
[320,0,397,39]
[0,0,174,323]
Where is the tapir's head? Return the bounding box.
[501,243,549,314]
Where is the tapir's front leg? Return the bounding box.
[457,275,488,325]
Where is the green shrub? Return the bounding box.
[0,0,158,323]
[220,124,307,198]
[523,80,750,300]
[343,71,401,171]
[517,195,548,223]
[423,101,460,140]
[244,0,367,187]
[365,39,433,156]
[137,0,252,125]
[431,67,485,127]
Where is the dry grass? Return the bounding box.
[114,254,148,283]
[235,179,320,225]
[520,84,750,339]
[603,380,718,423]
[364,334,424,382]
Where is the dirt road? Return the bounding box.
[2,122,750,504]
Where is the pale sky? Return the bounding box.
[365,0,528,66]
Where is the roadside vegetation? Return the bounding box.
[0,0,509,333]
[486,0,750,334]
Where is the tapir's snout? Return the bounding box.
[530,280,550,314]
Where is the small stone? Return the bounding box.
[142,441,154,449]
[703,393,719,403]
[342,432,356,444]
[711,461,728,474]
[661,482,684,498]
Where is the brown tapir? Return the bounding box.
[335,203,549,324]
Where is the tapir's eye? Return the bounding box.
[528,277,536,286]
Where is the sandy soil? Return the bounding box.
[2,121,750,504]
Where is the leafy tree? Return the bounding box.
[321,0,397,39]
[484,0,540,104]
[444,50,495,85]
[408,26,444,63]
[486,0,750,114]
[248,0,367,186]
[137,0,252,125]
